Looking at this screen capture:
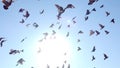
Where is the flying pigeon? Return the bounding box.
[67,64,70,68]
[92,55,95,61]
[2,0,13,10]
[23,10,30,19]
[100,5,104,8]
[19,19,25,24]
[19,8,25,13]
[72,16,76,20]
[9,49,24,55]
[77,47,81,51]
[88,0,96,5]
[20,37,27,43]
[0,37,4,41]
[104,30,109,35]
[92,8,96,11]
[85,16,89,21]
[49,24,54,28]
[86,9,91,15]
[110,18,115,23]
[65,4,75,9]
[33,22,39,28]
[0,39,6,47]
[91,46,96,52]
[16,58,25,66]
[52,30,56,35]
[89,30,95,36]
[78,30,83,34]
[67,24,70,28]
[95,30,100,36]
[62,64,64,68]
[40,9,44,14]
[77,39,80,42]
[104,53,108,60]
[58,24,62,29]
[66,32,69,37]
[105,11,110,16]
[99,24,105,30]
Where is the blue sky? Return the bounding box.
[0,0,120,68]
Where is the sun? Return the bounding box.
[34,34,71,68]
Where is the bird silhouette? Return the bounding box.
[92,55,95,61]
[85,16,89,21]
[105,11,110,16]
[110,18,115,23]
[19,19,25,24]
[95,30,100,36]
[0,39,6,47]
[99,24,105,30]
[19,8,25,13]
[20,37,27,43]
[86,9,91,15]
[33,22,39,28]
[77,47,81,51]
[16,58,25,66]
[52,30,56,35]
[40,9,44,14]
[49,24,54,28]
[78,30,83,34]
[103,53,108,60]
[2,0,13,10]
[89,30,95,36]
[67,64,70,68]
[92,8,96,12]
[23,10,30,19]
[0,37,4,41]
[104,30,109,35]
[91,46,96,52]
[66,32,69,37]
[100,4,104,8]
[9,49,23,55]
[58,24,62,29]
[77,39,80,42]
[88,0,96,5]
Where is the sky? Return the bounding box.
[0,0,120,68]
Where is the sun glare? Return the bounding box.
[34,34,71,68]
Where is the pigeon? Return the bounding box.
[49,24,54,28]
[52,30,56,35]
[77,39,80,42]
[65,4,75,9]
[88,0,96,5]
[104,53,108,60]
[86,9,91,15]
[67,64,70,68]
[0,39,6,47]
[92,8,96,11]
[55,4,65,19]
[20,37,27,43]
[2,0,13,10]
[58,24,62,29]
[85,16,89,21]
[105,11,110,16]
[66,32,69,37]
[72,20,76,24]
[110,18,115,23]
[16,58,25,66]
[92,56,95,61]
[40,9,44,14]
[67,24,70,28]
[95,30,100,36]
[104,30,109,35]
[33,22,39,28]
[72,16,76,20]
[100,5,104,8]
[0,37,4,41]
[19,8,25,13]
[62,64,64,68]
[89,30,95,36]
[26,24,31,27]
[23,10,30,19]
[9,49,24,55]
[99,24,105,30]
[19,19,25,24]
[91,46,96,52]
[77,47,81,51]
[78,30,83,34]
